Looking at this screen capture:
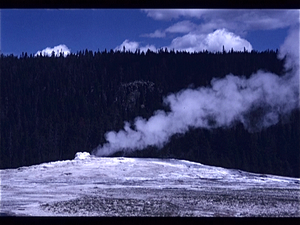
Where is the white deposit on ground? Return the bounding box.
[0,152,299,217]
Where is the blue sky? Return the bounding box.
[1,9,299,56]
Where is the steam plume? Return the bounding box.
[92,28,299,157]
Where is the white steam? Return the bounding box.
[93,28,299,157]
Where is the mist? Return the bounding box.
[92,28,299,157]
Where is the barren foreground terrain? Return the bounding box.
[1,152,299,217]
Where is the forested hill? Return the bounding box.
[1,49,299,177]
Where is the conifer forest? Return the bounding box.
[1,49,299,177]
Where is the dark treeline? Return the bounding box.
[1,49,299,177]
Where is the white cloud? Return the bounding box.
[117,29,252,54]
[165,20,197,33]
[114,40,139,52]
[140,44,157,53]
[168,29,252,53]
[141,30,166,38]
[142,9,299,34]
[115,40,157,53]
[141,20,198,39]
[141,9,206,21]
[35,44,71,57]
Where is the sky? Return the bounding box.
[1,9,299,56]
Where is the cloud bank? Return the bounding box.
[142,9,299,34]
[165,20,198,34]
[93,28,299,157]
[118,29,252,53]
[141,30,166,38]
[167,28,252,53]
[35,44,71,57]
[114,40,157,53]
[138,10,300,53]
